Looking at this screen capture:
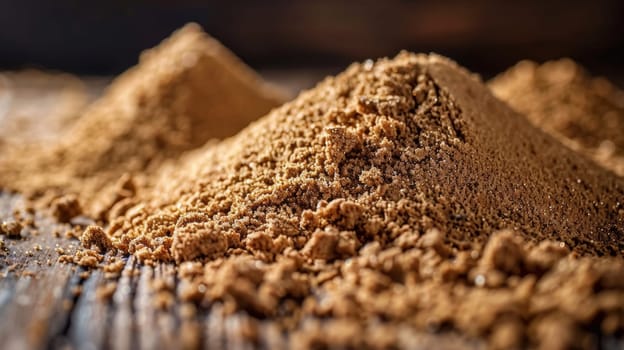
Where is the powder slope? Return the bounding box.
[0,23,286,217]
[105,52,624,264]
[489,59,624,176]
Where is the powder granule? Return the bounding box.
[80,225,113,252]
[489,59,624,176]
[0,23,286,217]
[172,228,623,349]
[0,220,22,239]
[108,52,623,264]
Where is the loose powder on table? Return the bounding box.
[489,59,624,177]
[0,23,286,219]
[87,53,623,348]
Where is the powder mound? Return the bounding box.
[0,23,286,217]
[489,59,624,176]
[106,52,624,264]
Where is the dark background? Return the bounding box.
[0,0,623,80]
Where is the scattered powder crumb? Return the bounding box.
[0,220,23,238]
[58,249,103,269]
[80,225,112,252]
[71,285,82,297]
[20,270,36,278]
[96,282,117,301]
[50,194,82,223]
[64,226,83,240]
[103,258,125,275]
[153,291,175,310]
[21,217,35,228]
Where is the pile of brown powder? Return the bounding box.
[489,59,624,176]
[0,23,286,218]
[84,53,623,348]
[106,52,623,263]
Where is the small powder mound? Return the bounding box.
[0,23,286,217]
[107,52,623,264]
[489,59,624,176]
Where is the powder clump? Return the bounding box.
[80,225,113,252]
[0,220,22,239]
[50,194,82,223]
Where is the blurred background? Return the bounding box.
[0,0,623,83]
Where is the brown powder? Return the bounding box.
[81,52,622,348]
[0,23,286,217]
[50,194,82,223]
[489,59,624,176]
[106,52,623,263]
[3,44,623,347]
[80,225,113,252]
[0,220,23,239]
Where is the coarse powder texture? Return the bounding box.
[0,23,286,218]
[489,59,624,176]
[94,52,624,349]
[106,52,624,263]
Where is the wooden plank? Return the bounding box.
[68,269,110,349]
[205,304,226,350]
[108,257,138,350]
[0,265,73,349]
